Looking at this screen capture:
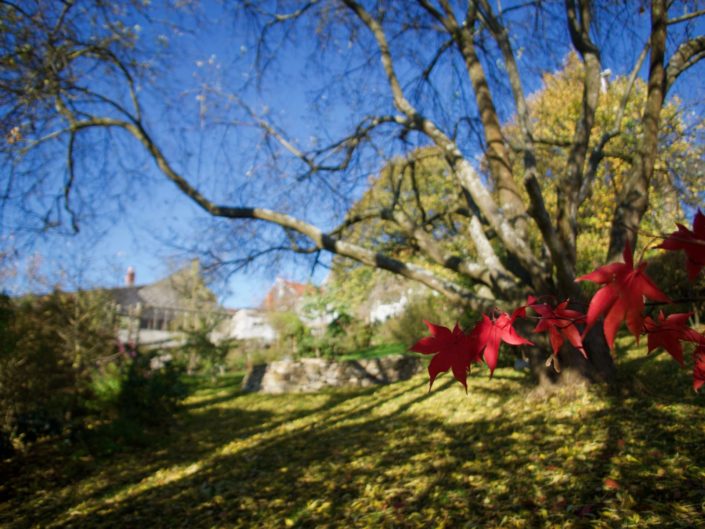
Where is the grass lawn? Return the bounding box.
[336,342,407,361]
[1,343,704,528]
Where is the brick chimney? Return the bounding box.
[125,266,135,287]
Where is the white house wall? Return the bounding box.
[369,294,409,323]
[224,309,277,342]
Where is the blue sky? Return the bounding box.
[2,1,703,308]
[2,1,335,307]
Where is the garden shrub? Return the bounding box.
[86,361,124,414]
[116,350,188,426]
[268,311,310,358]
[178,322,231,377]
[381,294,476,347]
[0,290,115,446]
[0,291,191,453]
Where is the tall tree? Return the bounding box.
[2,1,705,380]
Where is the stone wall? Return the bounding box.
[241,354,423,394]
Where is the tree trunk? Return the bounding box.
[521,290,616,386]
[560,325,616,383]
[525,321,615,387]
[607,0,666,261]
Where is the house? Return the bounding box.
[109,261,221,344]
[212,278,331,344]
[260,277,338,335]
[352,273,430,324]
[260,274,424,330]
[369,293,411,323]
[214,308,277,343]
[208,277,313,345]
[260,277,316,313]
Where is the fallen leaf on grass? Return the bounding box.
[604,478,620,490]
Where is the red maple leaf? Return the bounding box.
[643,311,701,366]
[528,296,587,357]
[657,209,705,281]
[410,321,480,390]
[471,307,533,377]
[576,241,670,349]
[693,343,705,392]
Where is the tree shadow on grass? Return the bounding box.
[43,404,698,527]
[0,407,275,529]
[0,380,421,528]
[3,372,703,529]
[183,388,245,411]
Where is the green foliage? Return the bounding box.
[116,351,188,427]
[380,294,475,347]
[178,319,231,377]
[77,352,190,452]
[351,148,466,256]
[336,342,407,361]
[0,291,193,452]
[0,290,115,445]
[267,311,310,358]
[502,53,703,272]
[242,281,385,362]
[328,61,703,303]
[225,342,281,371]
[85,362,123,414]
[309,311,376,359]
[330,148,478,300]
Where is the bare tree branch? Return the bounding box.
[64,129,79,233]
[608,0,668,260]
[389,208,494,287]
[49,102,481,305]
[343,0,549,291]
[665,35,705,93]
[579,40,650,204]
[667,8,705,25]
[559,0,602,274]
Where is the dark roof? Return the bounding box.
[107,264,217,313]
[107,285,142,309]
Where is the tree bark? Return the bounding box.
[607,0,667,261]
[559,0,602,276]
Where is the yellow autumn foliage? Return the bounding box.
[332,54,703,301]
[504,53,703,274]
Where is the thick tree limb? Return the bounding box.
[579,41,650,204]
[389,208,494,287]
[559,0,601,276]
[418,0,532,244]
[60,110,481,305]
[343,0,550,291]
[608,0,667,261]
[665,35,705,93]
[476,0,570,295]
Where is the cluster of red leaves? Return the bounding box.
[575,241,670,349]
[657,209,705,280]
[527,296,586,358]
[410,321,480,391]
[412,210,705,393]
[643,312,701,366]
[410,308,533,390]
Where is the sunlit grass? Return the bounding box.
[336,342,407,361]
[1,340,703,528]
